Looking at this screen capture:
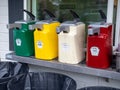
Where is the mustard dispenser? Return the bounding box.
[32,9,60,60]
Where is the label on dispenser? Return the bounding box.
[62,43,69,51]
[37,41,43,48]
[16,38,22,46]
[90,46,100,56]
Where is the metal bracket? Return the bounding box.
[29,24,43,30]
[63,26,70,33]
[57,26,70,34]
[7,24,21,29]
[88,27,100,35]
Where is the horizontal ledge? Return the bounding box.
[6,53,120,81]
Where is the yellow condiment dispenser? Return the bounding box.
[33,10,60,60]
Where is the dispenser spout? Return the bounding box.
[98,10,107,23]
[44,9,56,21]
[23,9,35,20]
[70,10,80,22]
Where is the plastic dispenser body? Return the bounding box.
[8,10,35,56]
[86,23,112,69]
[13,21,35,56]
[34,21,60,60]
[58,22,85,64]
[57,10,85,64]
[32,10,60,60]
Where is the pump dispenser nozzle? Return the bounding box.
[70,10,80,22]
[44,9,56,20]
[23,9,35,20]
[98,10,107,23]
[57,10,81,34]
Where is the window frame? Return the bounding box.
[24,0,119,51]
[115,0,120,50]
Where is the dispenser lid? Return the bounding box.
[89,23,112,28]
[36,20,58,24]
[60,21,83,26]
[15,20,35,24]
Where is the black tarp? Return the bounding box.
[8,72,77,90]
[78,86,120,90]
[0,62,29,78]
[0,77,12,90]
[0,62,29,90]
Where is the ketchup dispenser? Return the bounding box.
[86,10,113,69]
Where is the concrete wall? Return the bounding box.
[0,0,11,61]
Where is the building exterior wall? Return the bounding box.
[0,0,11,61]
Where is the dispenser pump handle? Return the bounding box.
[23,9,35,20]
[70,10,80,22]
[98,10,107,22]
[88,27,100,35]
[44,9,56,19]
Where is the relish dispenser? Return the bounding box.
[86,10,112,69]
[7,10,35,56]
[57,10,85,64]
[33,10,60,60]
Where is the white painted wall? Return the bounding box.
[0,0,11,61]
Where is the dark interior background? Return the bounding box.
[8,0,23,51]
